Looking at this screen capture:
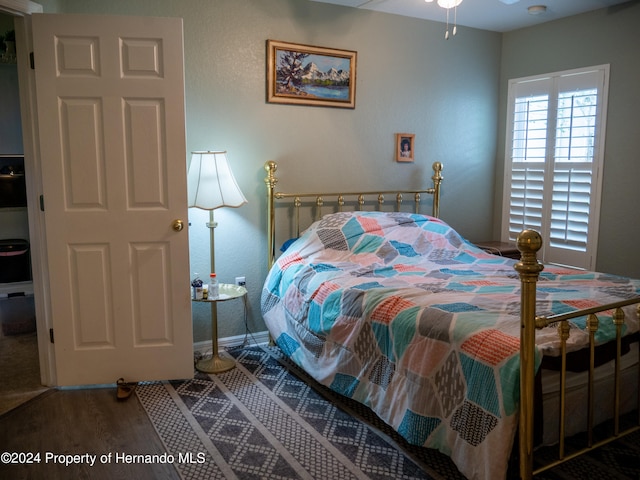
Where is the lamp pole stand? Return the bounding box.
[195,210,236,373]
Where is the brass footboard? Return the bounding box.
[515,230,640,479]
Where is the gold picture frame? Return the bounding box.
[266,39,357,109]
[396,133,415,162]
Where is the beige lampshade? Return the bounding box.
[187,151,247,210]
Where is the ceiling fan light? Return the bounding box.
[437,0,462,9]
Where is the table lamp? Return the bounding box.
[187,150,247,373]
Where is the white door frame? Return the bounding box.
[2,0,55,386]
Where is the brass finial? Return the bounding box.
[516,229,542,254]
[514,229,544,278]
[264,161,278,188]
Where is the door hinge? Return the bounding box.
[30,52,34,69]
[39,194,44,211]
[49,328,54,343]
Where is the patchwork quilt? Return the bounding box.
[261,211,640,480]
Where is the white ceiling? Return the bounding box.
[309,0,631,32]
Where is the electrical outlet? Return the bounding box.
[235,276,246,287]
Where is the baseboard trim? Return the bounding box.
[193,330,271,355]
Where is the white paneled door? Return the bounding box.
[32,14,193,385]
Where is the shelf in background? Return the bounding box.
[0,281,33,296]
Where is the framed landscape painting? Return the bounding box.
[267,40,357,109]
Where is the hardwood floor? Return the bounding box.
[0,387,180,480]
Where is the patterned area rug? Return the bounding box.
[136,345,640,480]
[533,419,640,480]
[136,345,458,480]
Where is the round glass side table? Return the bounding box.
[192,283,247,373]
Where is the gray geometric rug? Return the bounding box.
[136,345,640,480]
[136,345,452,480]
[533,419,640,480]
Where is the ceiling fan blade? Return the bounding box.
[499,0,520,4]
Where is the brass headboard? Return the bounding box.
[264,161,443,269]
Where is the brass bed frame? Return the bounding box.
[515,231,640,477]
[263,160,640,479]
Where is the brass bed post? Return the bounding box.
[612,307,625,436]
[514,230,544,480]
[265,161,278,269]
[431,161,443,218]
[586,314,599,448]
[557,320,571,458]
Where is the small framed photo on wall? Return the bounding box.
[396,133,415,162]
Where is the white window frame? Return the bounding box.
[501,65,610,270]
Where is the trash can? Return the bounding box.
[0,239,31,283]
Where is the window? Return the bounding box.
[502,65,609,270]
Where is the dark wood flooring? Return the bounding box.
[0,387,180,480]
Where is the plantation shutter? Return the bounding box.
[502,66,609,270]
[507,78,550,238]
